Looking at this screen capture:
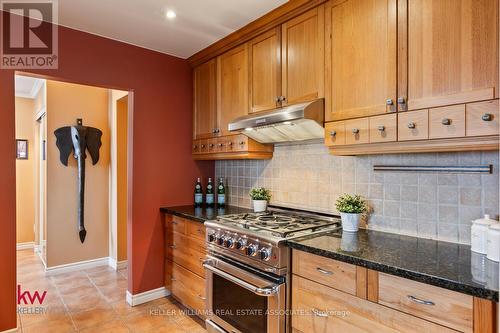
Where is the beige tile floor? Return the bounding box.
[16,249,207,332]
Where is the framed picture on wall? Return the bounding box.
[16,139,28,159]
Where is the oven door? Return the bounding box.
[204,255,286,333]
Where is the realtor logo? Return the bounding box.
[1,0,58,69]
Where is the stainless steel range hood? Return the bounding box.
[228,98,324,143]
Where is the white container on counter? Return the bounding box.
[486,223,500,262]
[471,215,498,254]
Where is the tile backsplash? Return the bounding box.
[215,141,499,244]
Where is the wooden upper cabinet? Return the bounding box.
[325,0,397,122]
[403,0,499,111]
[217,44,249,136]
[248,27,281,113]
[281,6,325,106]
[193,59,218,139]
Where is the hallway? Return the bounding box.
[16,250,206,332]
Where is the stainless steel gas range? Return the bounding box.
[203,206,341,333]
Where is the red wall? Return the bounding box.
[0,22,214,330]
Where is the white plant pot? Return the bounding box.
[253,200,268,213]
[340,213,361,232]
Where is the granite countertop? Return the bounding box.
[287,229,499,302]
[160,205,252,223]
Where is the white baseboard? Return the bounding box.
[16,242,34,250]
[0,327,18,333]
[126,287,169,307]
[45,257,109,275]
[108,258,128,271]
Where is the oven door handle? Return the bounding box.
[203,263,280,297]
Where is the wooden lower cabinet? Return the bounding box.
[192,134,273,160]
[165,215,206,318]
[291,275,456,333]
[291,250,497,333]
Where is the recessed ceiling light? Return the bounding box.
[166,10,176,19]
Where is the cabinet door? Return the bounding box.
[325,0,397,121]
[281,6,325,106]
[404,0,499,111]
[217,44,249,136]
[248,27,281,113]
[193,59,218,139]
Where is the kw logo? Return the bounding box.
[17,284,47,305]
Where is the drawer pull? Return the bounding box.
[386,99,394,105]
[482,113,493,121]
[311,308,328,318]
[172,221,178,225]
[397,97,406,105]
[201,144,206,148]
[228,142,233,146]
[407,122,416,129]
[407,295,435,306]
[329,130,336,137]
[377,125,385,132]
[193,145,198,149]
[352,128,359,134]
[441,118,451,125]
[198,295,206,300]
[171,278,176,281]
[239,141,245,145]
[209,144,214,148]
[217,143,223,147]
[316,267,333,275]
[170,245,176,249]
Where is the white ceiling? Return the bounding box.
[15,76,44,98]
[57,0,288,58]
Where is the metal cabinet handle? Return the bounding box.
[170,245,176,249]
[193,145,198,149]
[482,113,493,121]
[316,267,333,275]
[407,295,435,306]
[330,130,336,137]
[397,97,406,104]
[407,122,416,129]
[201,144,205,148]
[228,142,233,146]
[281,96,286,102]
[378,125,386,132]
[239,141,245,145]
[386,99,394,105]
[171,278,176,281]
[198,295,206,300]
[441,118,451,125]
[216,129,220,133]
[171,221,178,225]
[311,308,328,318]
[217,143,223,147]
[352,128,359,134]
[209,144,214,148]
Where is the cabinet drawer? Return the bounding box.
[199,139,208,153]
[292,250,357,295]
[378,273,473,333]
[234,135,248,152]
[215,138,225,152]
[369,114,397,143]
[192,141,201,154]
[398,110,429,141]
[172,262,206,316]
[429,105,465,139]
[171,216,187,234]
[292,275,456,333]
[188,221,206,241]
[324,121,345,146]
[344,118,369,145]
[466,100,499,137]
[207,138,217,153]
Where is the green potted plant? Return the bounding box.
[335,194,367,232]
[249,187,271,213]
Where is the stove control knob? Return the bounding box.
[207,233,216,243]
[259,248,272,261]
[246,244,258,256]
[236,238,247,250]
[224,238,235,248]
[216,235,225,246]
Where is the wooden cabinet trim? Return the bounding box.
[356,266,367,299]
[367,269,379,303]
[473,297,498,333]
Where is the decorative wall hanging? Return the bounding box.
[16,139,28,159]
[54,118,102,243]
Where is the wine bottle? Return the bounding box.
[217,178,226,207]
[206,178,214,207]
[194,178,203,207]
